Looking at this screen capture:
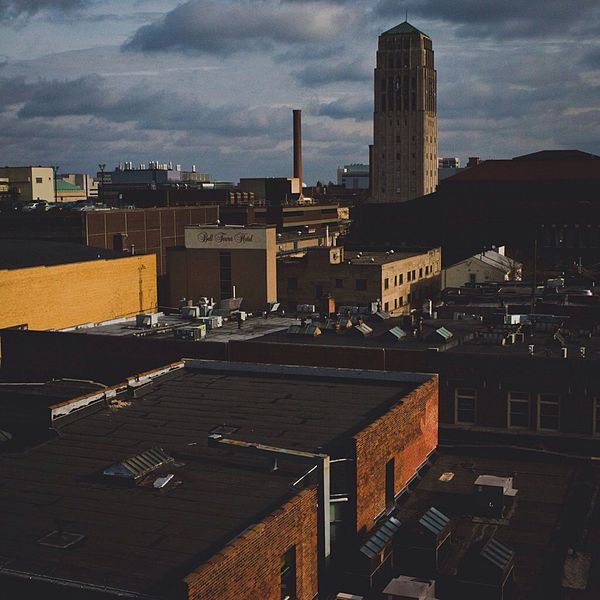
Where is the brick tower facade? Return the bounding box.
[372,22,437,203]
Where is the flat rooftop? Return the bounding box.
[0,361,430,596]
[69,312,301,342]
[400,446,600,599]
[0,239,126,269]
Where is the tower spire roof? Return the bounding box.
[381,21,428,37]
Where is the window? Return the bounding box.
[508,391,530,428]
[412,269,416,280]
[280,546,296,600]
[538,393,560,431]
[384,277,389,290]
[399,296,404,306]
[219,252,232,300]
[335,278,343,289]
[356,279,367,291]
[594,397,600,435]
[399,273,403,285]
[407,292,411,303]
[407,271,411,282]
[394,275,398,286]
[385,458,395,508]
[425,266,429,275]
[35,177,43,184]
[384,301,389,312]
[287,277,297,290]
[419,268,423,278]
[455,388,476,424]
[394,298,398,309]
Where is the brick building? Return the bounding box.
[0,239,157,330]
[278,246,441,314]
[0,359,437,599]
[167,224,277,312]
[350,149,600,272]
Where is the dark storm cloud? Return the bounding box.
[0,0,88,18]
[375,0,600,39]
[123,0,356,56]
[292,60,371,86]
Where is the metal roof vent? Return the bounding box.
[359,515,401,559]
[104,447,174,481]
[210,424,239,436]
[418,507,450,536]
[481,537,514,571]
[388,326,407,341]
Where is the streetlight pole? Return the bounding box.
[52,165,59,204]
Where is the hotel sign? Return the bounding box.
[185,227,268,250]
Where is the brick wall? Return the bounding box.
[183,487,318,600]
[229,340,385,371]
[0,329,227,385]
[354,377,438,535]
[0,254,157,330]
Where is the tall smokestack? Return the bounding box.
[368,144,374,198]
[293,109,302,187]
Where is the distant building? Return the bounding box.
[278,245,441,314]
[372,22,437,202]
[238,177,301,206]
[58,173,98,199]
[98,162,211,205]
[55,179,87,202]
[167,224,278,312]
[337,164,369,189]
[0,239,157,330]
[438,156,464,181]
[0,166,55,203]
[442,248,522,288]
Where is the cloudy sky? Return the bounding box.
[0,0,599,184]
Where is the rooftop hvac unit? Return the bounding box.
[136,313,159,328]
[181,305,200,319]
[297,304,316,314]
[174,325,206,341]
[198,316,223,329]
[473,475,518,518]
[383,575,437,599]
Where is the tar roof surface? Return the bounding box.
[399,447,596,599]
[0,364,422,595]
[0,239,126,269]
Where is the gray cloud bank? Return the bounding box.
[124,0,358,56]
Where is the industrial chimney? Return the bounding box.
[293,109,302,188]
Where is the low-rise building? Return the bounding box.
[167,224,278,312]
[337,164,370,189]
[278,246,442,314]
[442,248,522,288]
[0,166,55,203]
[0,239,157,330]
[0,359,437,599]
